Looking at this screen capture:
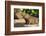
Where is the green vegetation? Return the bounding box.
[15,8,39,18]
